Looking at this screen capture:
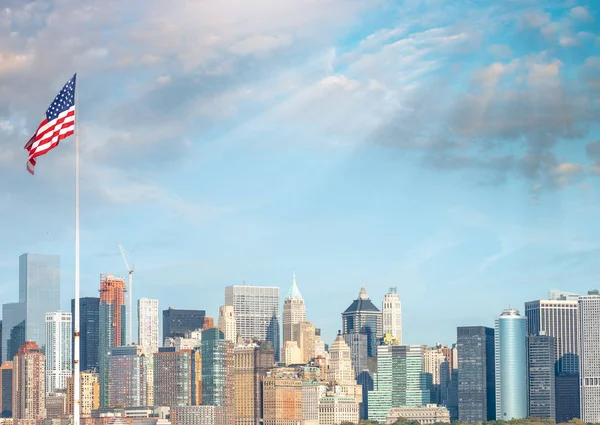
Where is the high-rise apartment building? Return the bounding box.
[108,346,147,408]
[71,297,100,372]
[0,361,13,418]
[282,274,306,352]
[218,305,237,342]
[457,326,495,423]
[525,294,580,422]
[262,368,303,425]
[162,308,205,342]
[368,344,430,423]
[45,311,72,393]
[1,302,25,365]
[138,298,159,355]
[495,309,527,420]
[202,328,234,425]
[153,348,202,406]
[328,332,354,385]
[13,341,46,420]
[295,321,316,364]
[527,334,556,419]
[225,285,280,342]
[67,371,99,417]
[19,254,60,350]
[382,287,402,343]
[99,273,127,407]
[342,286,383,357]
[578,291,600,423]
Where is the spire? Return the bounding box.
[286,272,303,300]
[358,285,369,300]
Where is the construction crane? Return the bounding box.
[118,242,134,346]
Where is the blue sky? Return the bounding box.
[1,0,599,346]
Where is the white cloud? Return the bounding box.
[229,34,292,55]
[520,10,551,29]
[570,6,592,21]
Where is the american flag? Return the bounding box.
[24,74,77,175]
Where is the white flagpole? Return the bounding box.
[73,73,81,425]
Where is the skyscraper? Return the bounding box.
[66,371,99,417]
[342,286,383,357]
[1,302,25,363]
[295,321,316,364]
[153,348,202,406]
[282,274,306,352]
[328,332,354,385]
[457,326,495,423]
[71,297,100,372]
[138,298,159,355]
[162,308,205,342]
[202,328,234,425]
[424,344,451,405]
[262,368,303,425]
[99,273,127,407]
[382,287,402,344]
[108,346,147,408]
[225,285,280,342]
[0,361,13,418]
[13,341,46,420]
[19,253,60,350]
[218,305,237,342]
[527,334,556,419]
[495,309,527,420]
[525,294,580,422]
[266,311,280,363]
[578,291,600,423]
[45,311,72,393]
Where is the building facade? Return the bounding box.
[202,328,234,425]
[225,285,280,344]
[71,297,100,372]
[342,286,383,357]
[262,368,302,425]
[108,346,147,408]
[318,394,360,425]
[527,334,556,419]
[19,253,61,350]
[328,332,354,385]
[218,306,237,342]
[386,405,451,425]
[457,326,496,423]
[45,312,72,392]
[153,349,202,407]
[138,299,159,355]
[282,274,306,356]
[495,309,527,420]
[162,308,206,342]
[424,344,451,406]
[170,405,225,425]
[99,274,127,407]
[382,287,402,344]
[67,371,99,417]
[266,311,280,363]
[13,341,46,420]
[0,361,13,418]
[1,302,25,365]
[296,321,316,364]
[578,292,600,423]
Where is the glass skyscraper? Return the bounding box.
[19,253,60,350]
[201,328,234,424]
[71,297,100,372]
[162,308,205,342]
[225,285,280,342]
[1,302,25,362]
[495,309,527,420]
[342,286,382,357]
[527,334,556,419]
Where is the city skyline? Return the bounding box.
[1,0,600,350]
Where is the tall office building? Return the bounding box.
[424,344,451,405]
[457,326,495,423]
[527,334,556,419]
[108,346,147,408]
[153,348,202,406]
[262,368,303,425]
[343,332,368,379]
[13,341,46,420]
[382,287,402,343]
[328,332,354,385]
[1,302,25,364]
[138,298,159,355]
[495,309,527,420]
[71,297,99,372]
[282,274,306,350]
[0,361,13,418]
[45,312,72,392]
[295,321,316,364]
[202,328,234,425]
[162,308,205,342]
[218,305,237,342]
[99,273,127,407]
[342,286,383,357]
[578,291,600,423]
[368,344,430,423]
[225,285,280,342]
[525,294,580,421]
[19,254,60,350]
[266,310,280,363]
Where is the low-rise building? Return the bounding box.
[386,405,451,424]
[318,394,359,425]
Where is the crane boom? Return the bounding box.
[117,241,134,345]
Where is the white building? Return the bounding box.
[138,298,159,355]
[318,394,359,425]
[387,405,451,424]
[45,311,72,393]
[224,285,280,342]
[283,273,306,348]
[164,336,202,351]
[218,305,237,342]
[382,287,402,344]
[328,332,354,385]
[579,291,600,423]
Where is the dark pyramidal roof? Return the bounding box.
[343,285,381,313]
